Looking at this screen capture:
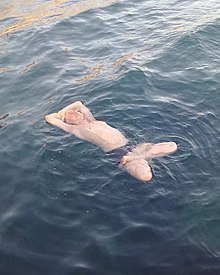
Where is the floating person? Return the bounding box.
[45,101,177,182]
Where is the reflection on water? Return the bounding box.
[0,67,9,73]
[1,0,219,38]
[0,0,117,37]
[0,113,8,129]
[1,0,220,83]
[76,64,104,83]
[20,60,37,74]
[76,52,136,83]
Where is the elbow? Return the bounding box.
[140,171,152,182]
[45,114,50,123]
[75,100,83,106]
[44,113,57,124]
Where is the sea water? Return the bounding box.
[0,0,220,274]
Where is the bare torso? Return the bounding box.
[69,120,128,152]
[44,101,129,152]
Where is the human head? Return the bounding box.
[64,109,85,125]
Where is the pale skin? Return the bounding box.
[45,101,177,182]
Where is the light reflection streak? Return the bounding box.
[0,0,117,37]
[1,0,219,83]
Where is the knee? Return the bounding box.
[139,169,152,182]
[124,159,153,182]
[169,142,177,152]
[136,164,152,182]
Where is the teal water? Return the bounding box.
[0,0,220,274]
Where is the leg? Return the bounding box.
[121,141,177,164]
[133,142,177,160]
[144,142,177,159]
[120,143,152,164]
[122,158,152,182]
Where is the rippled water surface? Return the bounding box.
[0,0,220,274]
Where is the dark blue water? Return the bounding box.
[0,1,220,274]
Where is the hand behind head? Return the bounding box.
[64,109,85,125]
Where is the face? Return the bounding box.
[64,109,85,125]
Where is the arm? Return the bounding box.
[78,104,96,122]
[57,101,96,122]
[57,101,83,117]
